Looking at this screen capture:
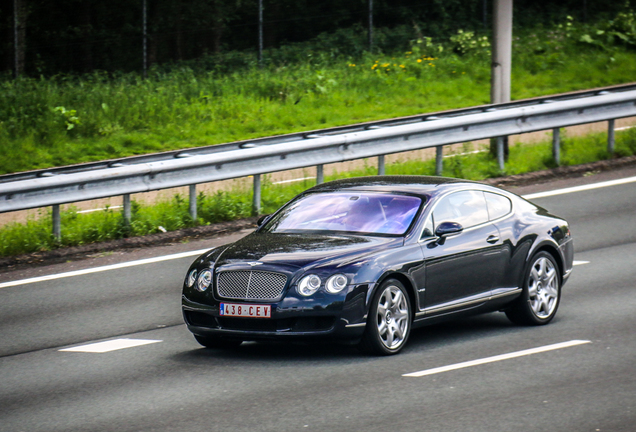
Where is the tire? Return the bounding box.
[505,251,561,326]
[194,335,243,349]
[359,279,412,355]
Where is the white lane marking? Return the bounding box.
[403,340,591,377]
[616,126,634,131]
[573,260,590,266]
[522,176,636,200]
[0,248,209,289]
[77,205,123,214]
[59,338,162,353]
[273,176,316,185]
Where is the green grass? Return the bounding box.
[2,126,635,258]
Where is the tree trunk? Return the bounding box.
[14,0,28,76]
[80,0,93,73]
[175,1,184,60]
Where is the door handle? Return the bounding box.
[486,235,499,244]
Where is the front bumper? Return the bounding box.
[182,283,372,342]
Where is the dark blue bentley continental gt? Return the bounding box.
[182,176,573,355]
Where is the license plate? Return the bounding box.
[220,303,271,318]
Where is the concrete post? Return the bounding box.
[491,0,513,168]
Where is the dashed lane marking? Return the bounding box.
[573,260,589,266]
[522,176,636,200]
[403,340,591,377]
[59,338,162,353]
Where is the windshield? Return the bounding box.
[263,192,423,235]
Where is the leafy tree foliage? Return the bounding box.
[0,0,629,76]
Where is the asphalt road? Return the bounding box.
[1,168,635,432]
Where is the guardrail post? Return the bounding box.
[252,174,261,216]
[316,164,324,184]
[552,128,561,166]
[496,137,505,171]
[123,194,131,225]
[189,184,197,221]
[52,204,61,240]
[435,146,443,176]
[378,155,385,175]
[608,119,615,155]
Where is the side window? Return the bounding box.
[432,190,489,230]
[485,192,512,221]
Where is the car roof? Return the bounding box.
[305,175,483,197]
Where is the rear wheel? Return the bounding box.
[194,335,243,349]
[359,279,412,355]
[506,252,561,325]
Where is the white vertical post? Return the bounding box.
[378,155,385,175]
[552,128,561,166]
[608,119,615,155]
[252,174,261,216]
[189,184,197,221]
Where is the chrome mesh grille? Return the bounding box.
[217,270,287,300]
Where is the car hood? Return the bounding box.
[214,232,402,271]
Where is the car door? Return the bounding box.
[419,190,506,313]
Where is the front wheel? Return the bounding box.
[359,279,412,355]
[506,252,561,325]
[194,335,243,349]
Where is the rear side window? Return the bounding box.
[432,190,489,230]
[485,192,512,221]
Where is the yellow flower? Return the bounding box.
[417,59,422,63]
[399,64,405,68]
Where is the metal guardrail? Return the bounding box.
[1,84,636,237]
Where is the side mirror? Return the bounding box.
[434,222,463,244]
[257,214,271,227]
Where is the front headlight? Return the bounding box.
[186,269,198,288]
[298,274,321,296]
[196,269,212,292]
[326,274,348,293]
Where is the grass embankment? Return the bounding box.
[2,15,636,257]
